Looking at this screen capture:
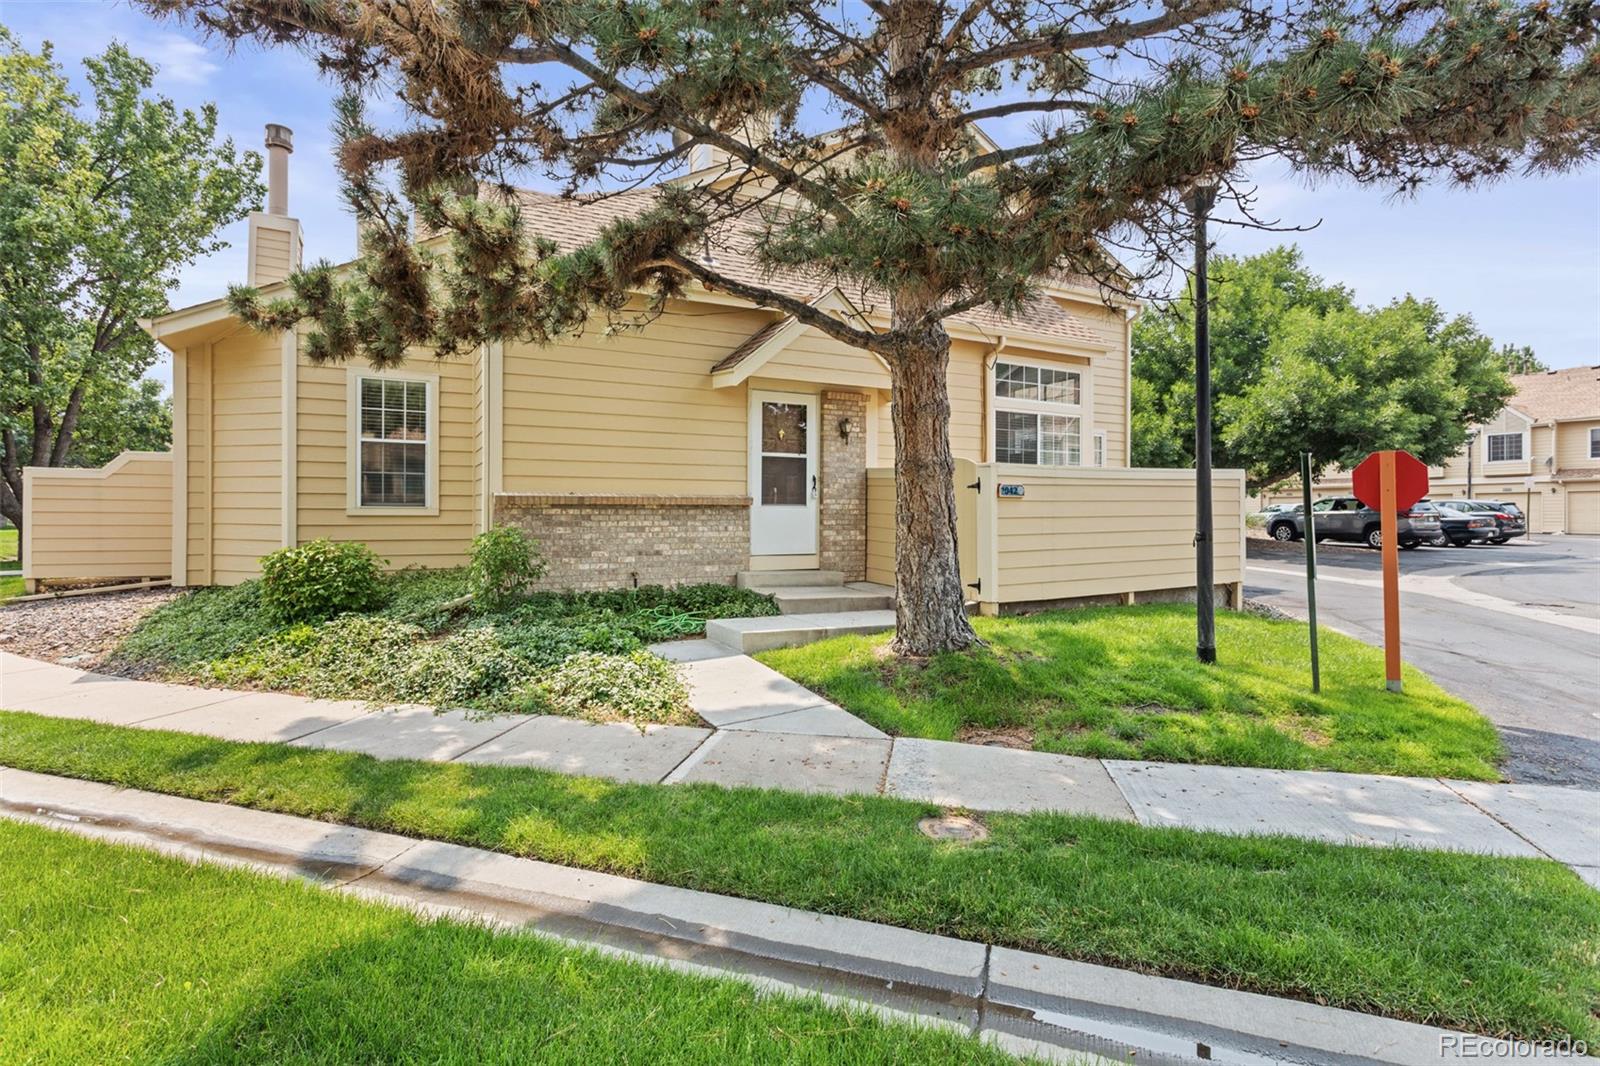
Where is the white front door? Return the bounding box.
[749,390,818,556]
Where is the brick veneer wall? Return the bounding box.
[493,493,750,591]
[820,390,867,580]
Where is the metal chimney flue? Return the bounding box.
[265,124,293,216]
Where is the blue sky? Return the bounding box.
[5,0,1598,388]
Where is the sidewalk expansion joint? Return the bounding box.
[659,731,722,784]
[442,715,533,763]
[1436,778,1556,863]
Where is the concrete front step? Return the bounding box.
[705,610,896,653]
[770,584,895,615]
[735,569,844,589]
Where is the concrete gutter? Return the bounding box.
[6,767,1581,1066]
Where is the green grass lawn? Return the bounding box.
[3,711,1595,1042]
[1,820,1027,1065]
[0,574,22,603]
[758,605,1502,780]
[0,527,16,564]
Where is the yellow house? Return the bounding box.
[25,125,1247,612]
[1261,365,1600,534]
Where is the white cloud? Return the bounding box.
[134,32,221,86]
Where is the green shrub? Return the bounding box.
[380,567,471,630]
[210,616,534,708]
[500,584,777,638]
[468,526,544,611]
[113,583,281,669]
[486,619,642,670]
[500,651,694,726]
[259,539,387,624]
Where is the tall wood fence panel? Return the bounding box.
[23,452,173,586]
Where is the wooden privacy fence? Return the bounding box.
[867,461,1246,614]
[22,451,173,589]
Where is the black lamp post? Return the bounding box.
[1190,176,1219,665]
[1466,428,1479,498]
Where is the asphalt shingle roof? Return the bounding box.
[511,186,1106,349]
[1507,365,1600,423]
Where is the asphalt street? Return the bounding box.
[1245,534,1600,788]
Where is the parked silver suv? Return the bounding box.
[1265,496,1441,549]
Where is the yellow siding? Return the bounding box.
[472,343,487,532]
[23,453,172,582]
[185,346,213,585]
[254,227,292,283]
[948,340,987,461]
[500,306,769,494]
[295,349,479,570]
[1556,419,1600,472]
[1055,297,1130,468]
[761,329,892,391]
[208,330,282,584]
[992,467,1245,603]
[862,459,979,593]
[865,469,895,586]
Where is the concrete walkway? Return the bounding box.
[2,766,1555,1066]
[2,648,1597,887]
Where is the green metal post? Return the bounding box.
[1301,451,1320,693]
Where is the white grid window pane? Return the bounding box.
[358,377,428,506]
[1486,433,1522,462]
[1589,428,1600,459]
[995,410,1038,464]
[1040,414,1080,466]
[1039,367,1080,405]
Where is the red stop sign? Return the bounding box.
[1352,450,1429,511]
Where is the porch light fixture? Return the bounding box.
[1190,174,1220,665]
[838,416,852,442]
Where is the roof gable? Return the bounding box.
[711,289,890,389]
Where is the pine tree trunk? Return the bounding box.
[888,318,980,655]
[877,0,980,655]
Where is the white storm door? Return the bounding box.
[749,391,819,555]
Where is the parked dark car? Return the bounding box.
[1416,500,1499,546]
[1456,499,1527,543]
[1265,496,1440,549]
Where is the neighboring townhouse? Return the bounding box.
[23,125,1250,613]
[1261,364,1600,533]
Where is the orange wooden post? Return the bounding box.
[1379,450,1402,692]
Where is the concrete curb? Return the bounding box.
[7,766,1584,1065]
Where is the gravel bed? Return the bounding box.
[0,588,180,672]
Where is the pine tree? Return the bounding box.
[144,0,1599,653]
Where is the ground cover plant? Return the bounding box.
[111,535,776,724]
[0,819,1025,1065]
[3,711,1594,1043]
[759,604,1502,780]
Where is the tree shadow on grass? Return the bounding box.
[162,911,1000,1065]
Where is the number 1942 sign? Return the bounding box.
[1350,450,1429,693]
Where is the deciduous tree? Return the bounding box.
[1133,246,1517,489]
[143,0,1598,652]
[0,28,261,541]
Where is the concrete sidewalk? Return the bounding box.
[4,766,1561,1066]
[2,648,1597,886]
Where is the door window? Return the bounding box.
[759,402,808,505]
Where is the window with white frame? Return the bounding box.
[1590,427,1600,459]
[992,360,1083,466]
[356,376,429,507]
[1093,430,1106,467]
[1485,431,1524,463]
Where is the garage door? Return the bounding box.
[1568,486,1600,535]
